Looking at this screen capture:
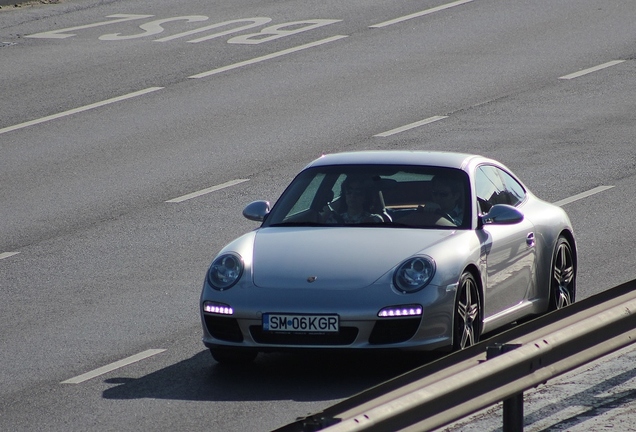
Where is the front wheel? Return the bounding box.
[548,236,576,311]
[453,272,481,350]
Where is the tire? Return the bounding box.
[548,236,576,311]
[453,272,481,350]
[209,347,257,365]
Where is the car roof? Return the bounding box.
[305,150,485,170]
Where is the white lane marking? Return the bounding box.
[374,116,448,137]
[552,185,614,207]
[559,60,625,80]
[0,87,164,136]
[61,349,166,384]
[370,0,474,28]
[0,252,20,260]
[188,35,348,78]
[166,179,250,203]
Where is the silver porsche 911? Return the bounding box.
[200,151,577,364]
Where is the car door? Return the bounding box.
[475,165,537,319]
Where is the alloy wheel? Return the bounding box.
[454,272,481,350]
[551,237,575,310]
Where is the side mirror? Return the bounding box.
[243,200,270,222]
[479,204,524,226]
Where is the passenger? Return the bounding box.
[399,175,464,227]
[429,176,464,225]
[321,176,384,224]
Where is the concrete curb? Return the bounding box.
[0,1,61,7]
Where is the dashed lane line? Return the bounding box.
[188,35,348,78]
[374,115,448,137]
[61,349,166,384]
[559,60,625,80]
[370,0,474,28]
[0,87,164,136]
[165,179,250,203]
[552,185,614,207]
[0,252,20,260]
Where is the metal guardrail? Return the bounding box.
[274,279,636,432]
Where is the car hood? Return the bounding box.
[251,227,455,289]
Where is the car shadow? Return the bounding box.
[102,349,441,402]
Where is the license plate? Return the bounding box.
[263,313,339,333]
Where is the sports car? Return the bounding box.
[200,151,577,364]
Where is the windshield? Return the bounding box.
[263,165,470,229]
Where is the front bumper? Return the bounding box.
[200,283,456,352]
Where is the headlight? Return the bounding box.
[207,253,244,290]
[393,256,435,293]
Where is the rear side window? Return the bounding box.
[475,165,526,213]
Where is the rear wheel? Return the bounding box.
[453,272,481,350]
[209,347,257,365]
[549,236,576,311]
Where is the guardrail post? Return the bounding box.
[487,343,523,432]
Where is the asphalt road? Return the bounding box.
[1,0,636,430]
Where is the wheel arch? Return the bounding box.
[558,229,578,272]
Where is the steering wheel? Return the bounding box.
[326,202,345,224]
[435,209,457,226]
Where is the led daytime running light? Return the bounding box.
[203,301,234,315]
[378,305,423,318]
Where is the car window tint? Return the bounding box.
[499,169,526,205]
